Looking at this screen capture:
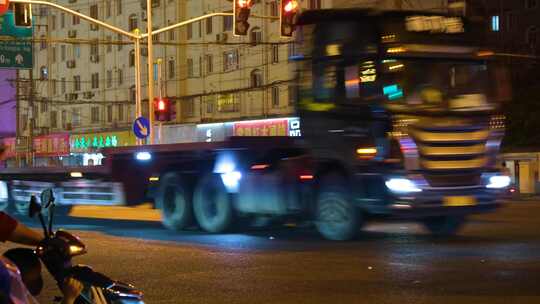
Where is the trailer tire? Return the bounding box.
[315,174,360,241]
[157,173,193,231]
[422,216,466,237]
[193,174,233,233]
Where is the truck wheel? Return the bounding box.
[315,175,360,241]
[156,173,193,230]
[193,174,233,233]
[422,216,466,237]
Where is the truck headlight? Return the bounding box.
[486,175,511,189]
[385,178,422,194]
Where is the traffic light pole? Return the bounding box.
[157,58,163,145]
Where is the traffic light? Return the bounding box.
[280,0,299,37]
[154,97,171,121]
[233,0,253,36]
[12,3,32,27]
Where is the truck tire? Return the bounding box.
[156,173,193,230]
[422,215,466,237]
[315,174,360,241]
[193,174,233,233]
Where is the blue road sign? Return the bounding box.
[133,117,150,139]
[0,12,33,69]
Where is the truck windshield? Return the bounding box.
[379,59,494,112]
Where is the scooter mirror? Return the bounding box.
[40,188,54,208]
[29,195,42,218]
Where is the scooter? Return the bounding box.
[28,188,145,303]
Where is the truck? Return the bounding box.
[0,9,511,240]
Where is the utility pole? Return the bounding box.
[157,58,163,144]
[28,67,34,166]
[146,0,155,145]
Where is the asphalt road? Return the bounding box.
[2,200,540,304]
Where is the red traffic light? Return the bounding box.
[283,0,298,13]
[157,99,166,111]
[237,0,252,8]
[280,0,299,37]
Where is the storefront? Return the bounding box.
[502,152,540,195]
[1,134,70,167]
[69,130,137,166]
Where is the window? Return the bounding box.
[223,50,239,71]
[206,95,214,113]
[106,36,112,53]
[60,13,65,28]
[129,86,136,102]
[288,85,297,105]
[309,0,322,9]
[50,111,58,128]
[90,41,99,56]
[61,78,66,93]
[73,75,81,91]
[251,69,263,88]
[250,27,262,45]
[206,54,213,73]
[526,0,537,9]
[117,104,124,121]
[168,21,176,41]
[168,58,175,79]
[51,79,57,95]
[272,86,280,107]
[61,110,67,128]
[91,73,99,89]
[129,14,138,31]
[73,108,81,126]
[270,1,278,16]
[40,66,48,80]
[491,16,500,32]
[526,26,538,47]
[187,23,193,39]
[90,5,98,30]
[107,105,113,122]
[223,15,233,31]
[40,35,46,49]
[74,44,81,58]
[183,98,195,118]
[272,44,279,63]
[61,45,66,61]
[73,11,80,25]
[206,17,213,34]
[107,70,112,88]
[187,58,194,77]
[198,21,202,38]
[106,1,111,18]
[116,0,122,15]
[129,50,135,67]
[51,15,56,30]
[40,100,48,113]
[117,33,123,51]
[91,107,100,123]
[118,69,123,85]
[52,47,56,63]
[217,94,239,112]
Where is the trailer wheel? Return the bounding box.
[422,216,466,237]
[315,174,360,241]
[156,173,193,230]
[193,174,233,233]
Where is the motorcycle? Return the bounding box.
[26,188,145,304]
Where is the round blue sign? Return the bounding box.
[133,117,150,139]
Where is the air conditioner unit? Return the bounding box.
[90,24,98,31]
[216,33,228,43]
[66,60,76,68]
[65,93,78,101]
[68,30,77,38]
[83,91,94,99]
[90,55,99,63]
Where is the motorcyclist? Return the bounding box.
[0,212,83,304]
